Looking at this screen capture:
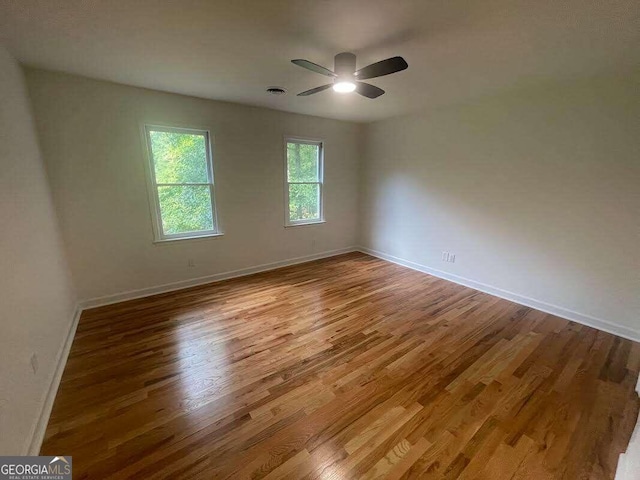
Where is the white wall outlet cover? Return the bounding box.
[441,252,456,263]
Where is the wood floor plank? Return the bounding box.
[40,252,640,479]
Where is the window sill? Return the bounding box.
[284,220,326,228]
[153,232,224,244]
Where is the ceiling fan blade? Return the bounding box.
[291,59,337,77]
[355,82,385,99]
[297,84,333,96]
[355,56,408,80]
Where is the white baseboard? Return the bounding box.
[80,246,358,309]
[26,305,82,455]
[357,246,640,343]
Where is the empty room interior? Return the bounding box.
[1,0,639,478]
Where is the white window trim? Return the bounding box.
[142,124,221,243]
[284,136,325,227]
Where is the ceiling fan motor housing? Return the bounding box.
[334,52,356,79]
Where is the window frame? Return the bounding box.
[142,124,221,242]
[284,136,325,227]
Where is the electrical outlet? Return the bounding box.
[442,251,456,263]
[30,353,38,375]
[187,259,195,268]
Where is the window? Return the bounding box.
[285,138,324,226]
[144,125,219,241]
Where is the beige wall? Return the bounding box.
[25,69,361,302]
[23,66,639,336]
[0,48,77,454]
[360,73,640,337]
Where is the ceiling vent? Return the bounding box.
[266,86,287,95]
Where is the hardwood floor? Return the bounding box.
[41,252,640,479]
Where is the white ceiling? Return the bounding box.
[1,0,638,122]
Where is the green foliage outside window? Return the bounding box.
[287,142,321,222]
[148,130,215,235]
[157,185,213,234]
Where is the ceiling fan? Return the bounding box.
[291,52,408,99]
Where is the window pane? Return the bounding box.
[157,185,214,234]
[287,143,319,182]
[289,183,320,222]
[149,130,209,184]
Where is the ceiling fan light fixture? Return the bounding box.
[333,81,356,93]
[292,53,407,98]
